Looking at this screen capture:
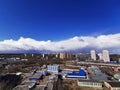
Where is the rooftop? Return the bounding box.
[78,79,102,83]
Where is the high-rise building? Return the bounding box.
[102,50,110,62]
[90,50,96,61]
[67,53,72,60]
[59,52,67,59]
[24,54,27,57]
[56,54,58,58]
[59,52,72,60]
[42,54,45,58]
[32,54,34,57]
[118,58,120,63]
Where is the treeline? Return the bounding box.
[1,59,65,74]
[110,54,120,62]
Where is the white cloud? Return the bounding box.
[0,33,120,53]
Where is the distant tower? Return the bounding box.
[102,50,110,62]
[90,50,96,61]
[98,53,103,60]
[42,54,45,58]
[56,54,58,58]
[24,54,27,57]
[32,54,34,57]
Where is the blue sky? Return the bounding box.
[0,0,120,53]
[0,0,120,41]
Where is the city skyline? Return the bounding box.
[0,0,120,53]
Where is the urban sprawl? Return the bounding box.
[0,50,120,90]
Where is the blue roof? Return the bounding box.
[67,69,86,77]
[79,69,86,76]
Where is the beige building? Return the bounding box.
[59,52,67,59]
[118,58,120,63]
[67,53,72,60]
[59,52,72,60]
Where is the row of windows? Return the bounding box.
[78,82,102,87]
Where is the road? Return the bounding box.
[53,74,64,90]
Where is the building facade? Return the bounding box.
[90,50,96,61]
[102,50,110,62]
[77,80,103,88]
[59,52,72,60]
[47,65,60,73]
[98,53,103,60]
[59,52,67,59]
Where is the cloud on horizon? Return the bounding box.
[0,33,120,53]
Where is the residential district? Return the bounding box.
[0,50,120,90]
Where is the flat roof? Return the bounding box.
[78,79,102,83]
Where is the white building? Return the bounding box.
[47,65,60,73]
[98,53,103,60]
[42,54,45,58]
[24,54,27,57]
[32,54,34,57]
[102,50,110,62]
[56,54,58,58]
[90,50,96,61]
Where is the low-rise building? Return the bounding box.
[77,79,103,88]
[67,68,86,78]
[47,65,60,73]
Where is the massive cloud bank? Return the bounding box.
[0,33,120,53]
